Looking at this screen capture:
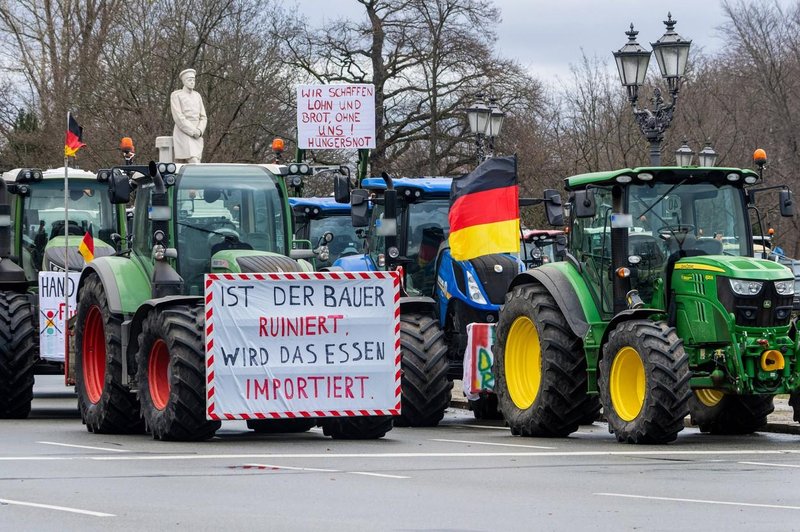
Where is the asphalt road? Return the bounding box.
[2,376,800,532]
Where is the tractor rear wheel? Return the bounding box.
[320,416,393,439]
[791,393,800,423]
[247,419,316,433]
[394,313,452,427]
[599,320,690,444]
[136,303,220,441]
[494,283,597,437]
[689,391,774,434]
[75,274,142,433]
[0,292,36,419]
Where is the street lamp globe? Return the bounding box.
[466,96,490,136]
[488,106,505,138]
[651,13,692,93]
[698,140,718,167]
[613,24,652,101]
[675,139,694,167]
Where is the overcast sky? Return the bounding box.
[292,0,795,81]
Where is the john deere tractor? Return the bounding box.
[493,158,798,443]
[0,167,124,418]
[71,161,392,441]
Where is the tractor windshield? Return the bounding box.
[306,215,361,267]
[175,165,287,292]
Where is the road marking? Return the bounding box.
[244,463,338,472]
[37,441,130,453]
[349,472,409,479]
[740,461,800,469]
[2,449,800,462]
[595,493,800,511]
[449,424,509,430]
[0,498,115,517]
[431,438,556,449]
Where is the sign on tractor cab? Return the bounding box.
[205,271,400,419]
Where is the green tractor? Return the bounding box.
[493,157,797,443]
[71,161,392,441]
[0,166,124,418]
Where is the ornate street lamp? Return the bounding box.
[613,13,692,165]
[485,98,506,158]
[675,139,694,167]
[466,95,491,163]
[698,139,718,167]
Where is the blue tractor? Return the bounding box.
[333,172,564,425]
[289,197,362,269]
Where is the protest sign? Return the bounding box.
[205,271,400,420]
[296,84,376,150]
[38,271,80,362]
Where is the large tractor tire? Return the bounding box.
[791,393,800,423]
[394,313,452,427]
[247,419,317,433]
[136,303,220,441]
[599,320,691,444]
[75,274,142,433]
[320,416,393,439]
[494,283,598,437]
[0,292,36,419]
[689,391,774,434]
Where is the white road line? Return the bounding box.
[449,424,510,430]
[2,449,800,462]
[595,493,800,511]
[431,438,556,450]
[0,498,115,517]
[244,463,339,472]
[37,441,130,453]
[740,461,800,469]
[349,472,409,479]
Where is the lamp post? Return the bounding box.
[466,94,505,164]
[613,13,691,165]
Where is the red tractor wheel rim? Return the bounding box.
[82,305,106,404]
[148,339,170,410]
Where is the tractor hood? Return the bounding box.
[673,255,793,281]
[42,235,114,271]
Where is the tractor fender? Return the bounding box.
[400,295,436,317]
[508,268,589,338]
[599,308,665,355]
[124,295,203,372]
[78,257,149,315]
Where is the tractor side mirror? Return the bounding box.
[350,189,370,227]
[573,189,596,218]
[334,175,350,204]
[780,189,794,217]
[543,189,564,227]
[108,169,132,204]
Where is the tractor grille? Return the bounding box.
[236,255,302,273]
[717,277,793,327]
[468,254,519,305]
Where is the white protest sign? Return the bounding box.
[296,84,376,150]
[205,271,399,420]
[38,271,80,362]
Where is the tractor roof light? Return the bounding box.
[272,138,285,153]
[637,172,654,181]
[753,148,767,167]
[615,174,633,184]
[726,173,741,182]
[17,168,43,183]
[744,175,759,185]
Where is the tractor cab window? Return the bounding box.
[308,215,361,268]
[175,166,287,294]
[405,199,450,296]
[569,187,613,313]
[20,179,114,277]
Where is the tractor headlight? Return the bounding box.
[775,279,795,296]
[465,270,487,305]
[729,278,763,296]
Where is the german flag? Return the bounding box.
[448,156,519,261]
[65,112,86,157]
[78,231,94,263]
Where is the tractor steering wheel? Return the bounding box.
[656,224,696,240]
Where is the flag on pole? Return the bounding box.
[448,155,520,261]
[78,231,94,263]
[65,112,86,157]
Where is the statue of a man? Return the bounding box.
[170,68,207,163]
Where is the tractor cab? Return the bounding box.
[2,167,121,279]
[290,197,362,268]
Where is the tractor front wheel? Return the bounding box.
[599,320,690,444]
[0,292,36,419]
[689,391,774,434]
[136,304,220,441]
[74,275,142,433]
[494,283,597,437]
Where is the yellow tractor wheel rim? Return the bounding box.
[695,388,725,407]
[505,316,541,410]
[609,346,645,421]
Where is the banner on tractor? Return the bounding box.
[205,271,400,420]
[463,322,496,400]
[296,84,376,150]
[38,271,80,362]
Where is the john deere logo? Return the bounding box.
[763,300,772,309]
